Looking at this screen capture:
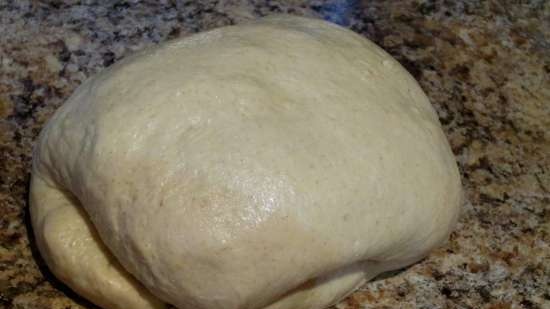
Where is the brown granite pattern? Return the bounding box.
[0,1,548,309]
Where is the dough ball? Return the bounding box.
[30,15,462,309]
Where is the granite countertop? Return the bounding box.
[0,1,548,308]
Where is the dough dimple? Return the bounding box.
[30,15,462,309]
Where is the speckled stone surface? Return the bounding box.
[0,1,548,309]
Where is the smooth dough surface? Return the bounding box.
[30,15,462,309]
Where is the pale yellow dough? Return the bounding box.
[30,15,462,309]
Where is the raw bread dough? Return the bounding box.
[30,15,462,309]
